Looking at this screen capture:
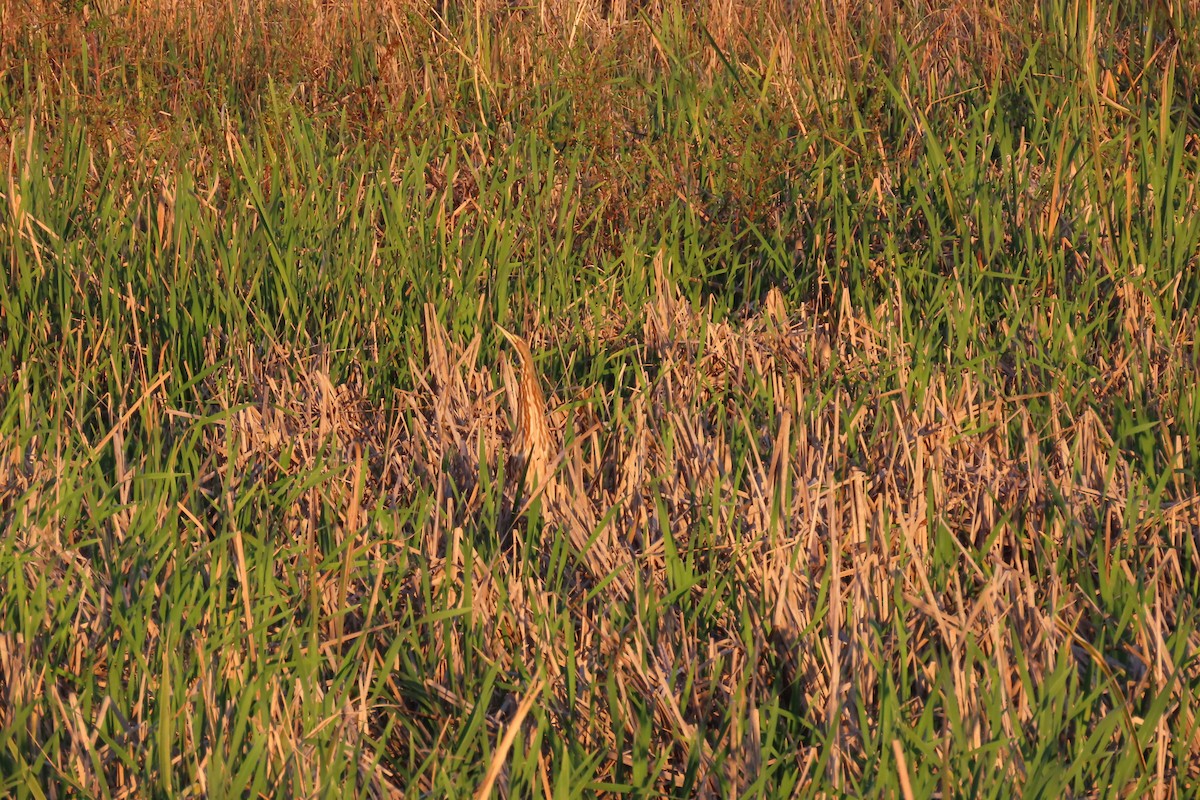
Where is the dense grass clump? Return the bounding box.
[2,1,1199,796]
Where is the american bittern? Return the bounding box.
[496,325,630,598]
[496,324,553,493]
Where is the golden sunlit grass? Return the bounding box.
[2,0,1200,797]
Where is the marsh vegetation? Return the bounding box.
[2,0,1199,796]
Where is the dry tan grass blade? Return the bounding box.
[473,675,544,800]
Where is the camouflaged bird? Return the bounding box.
[496,325,632,599]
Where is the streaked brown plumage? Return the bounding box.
[496,324,630,599]
[496,324,553,492]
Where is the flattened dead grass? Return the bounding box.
[121,262,1193,794]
